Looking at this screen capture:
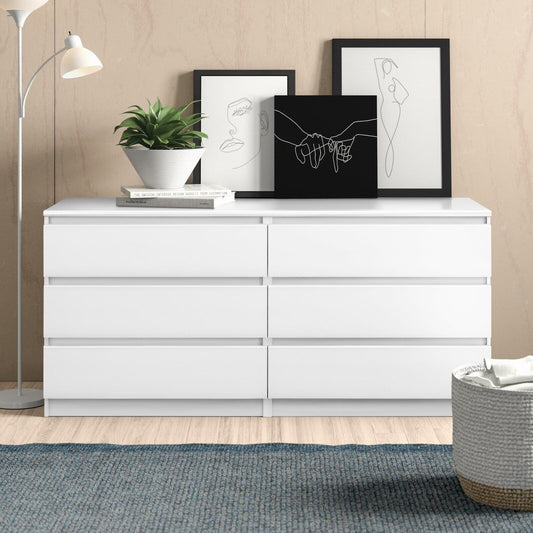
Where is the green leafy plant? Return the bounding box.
[114,98,207,150]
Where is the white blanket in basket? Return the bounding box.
[462,356,533,390]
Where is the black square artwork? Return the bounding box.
[274,96,377,198]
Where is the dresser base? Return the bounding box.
[43,198,491,418]
[45,399,451,417]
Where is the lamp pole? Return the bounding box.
[0,10,47,408]
[0,5,102,409]
[17,22,24,400]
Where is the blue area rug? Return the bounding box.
[0,443,531,532]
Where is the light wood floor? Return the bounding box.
[0,383,452,445]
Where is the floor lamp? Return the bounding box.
[0,0,102,409]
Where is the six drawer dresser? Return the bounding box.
[43,198,491,417]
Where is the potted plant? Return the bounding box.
[114,98,207,189]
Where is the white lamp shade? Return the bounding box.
[60,47,103,79]
[0,0,48,11]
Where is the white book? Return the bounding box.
[116,192,236,209]
[121,184,232,198]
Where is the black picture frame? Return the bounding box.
[193,70,295,198]
[332,39,451,197]
[274,95,378,198]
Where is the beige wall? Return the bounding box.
[0,0,531,380]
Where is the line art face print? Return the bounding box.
[374,57,409,178]
[274,110,377,173]
[219,97,269,170]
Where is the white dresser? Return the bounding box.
[43,198,491,417]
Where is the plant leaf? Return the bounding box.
[174,100,199,118]
[153,98,162,117]
[121,109,148,122]
[114,116,145,133]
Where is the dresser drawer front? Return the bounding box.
[44,346,267,399]
[269,224,491,277]
[44,286,267,338]
[44,224,267,277]
[269,346,489,399]
[269,286,491,338]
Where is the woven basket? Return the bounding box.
[452,363,533,510]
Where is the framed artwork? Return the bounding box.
[193,70,295,197]
[332,39,451,197]
[274,96,377,198]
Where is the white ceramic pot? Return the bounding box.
[123,146,205,189]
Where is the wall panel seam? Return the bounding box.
[424,0,427,37]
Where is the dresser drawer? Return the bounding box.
[44,346,267,399]
[44,224,267,277]
[269,346,490,399]
[268,285,491,338]
[269,224,491,277]
[44,286,267,338]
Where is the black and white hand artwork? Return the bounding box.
[275,110,376,174]
[294,134,355,173]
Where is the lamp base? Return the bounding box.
[0,388,44,409]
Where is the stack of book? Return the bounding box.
[116,184,235,209]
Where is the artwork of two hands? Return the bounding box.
[274,95,378,198]
[275,109,376,174]
[294,132,352,173]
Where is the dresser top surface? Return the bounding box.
[44,197,491,217]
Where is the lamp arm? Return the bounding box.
[20,46,67,118]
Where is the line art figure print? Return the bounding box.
[374,58,409,178]
[274,110,376,174]
[274,95,378,198]
[193,70,295,197]
[332,39,451,196]
[219,97,269,170]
